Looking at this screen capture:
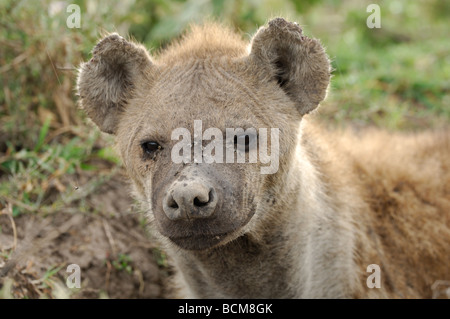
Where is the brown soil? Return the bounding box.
[0,174,171,299]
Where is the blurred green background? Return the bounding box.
[0,0,449,219]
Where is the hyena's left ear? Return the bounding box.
[248,18,331,115]
[77,34,153,134]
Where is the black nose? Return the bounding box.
[163,181,218,221]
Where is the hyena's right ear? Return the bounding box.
[77,34,153,134]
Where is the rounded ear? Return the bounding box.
[248,18,331,115]
[77,34,153,134]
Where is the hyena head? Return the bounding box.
[77,18,330,250]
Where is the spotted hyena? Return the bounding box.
[77,18,450,298]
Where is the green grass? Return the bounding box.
[300,0,450,130]
[0,126,118,217]
[111,254,134,274]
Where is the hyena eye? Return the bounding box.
[141,141,162,155]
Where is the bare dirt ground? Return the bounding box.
[0,173,171,299]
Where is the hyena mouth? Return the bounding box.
[168,232,231,251]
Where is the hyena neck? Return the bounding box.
[171,220,300,298]
[291,127,360,298]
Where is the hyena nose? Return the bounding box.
[163,181,218,221]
